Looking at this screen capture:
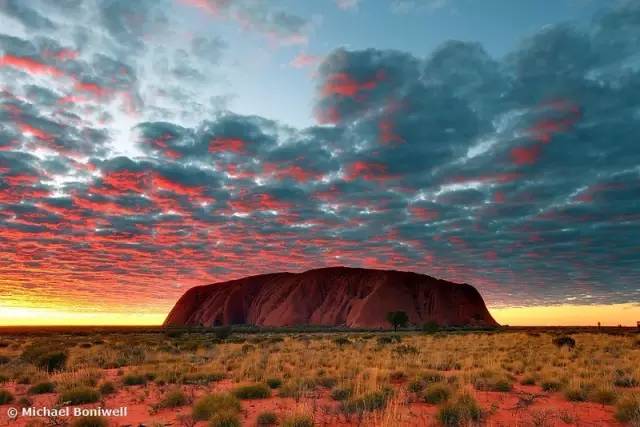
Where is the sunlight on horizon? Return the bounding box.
[0,304,638,327]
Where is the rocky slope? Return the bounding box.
[164,267,498,328]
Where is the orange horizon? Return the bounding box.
[0,303,637,327]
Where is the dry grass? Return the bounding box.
[0,330,638,425]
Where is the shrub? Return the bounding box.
[332,337,351,346]
[615,394,640,423]
[256,411,278,426]
[281,414,314,427]
[192,393,241,421]
[408,380,425,393]
[386,311,409,331]
[71,417,108,427]
[159,389,188,408]
[0,341,9,348]
[209,410,241,427]
[436,393,482,427]
[377,335,402,345]
[420,371,445,384]
[98,381,116,395]
[122,374,147,386]
[614,376,639,388]
[342,389,392,414]
[183,372,225,384]
[472,370,512,392]
[59,387,100,405]
[0,355,9,365]
[552,336,576,349]
[423,384,451,404]
[28,381,55,394]
[232,383,271,399]
[564,385,589,402]
[0,389,15,404]
[316,377,336,388]
[21,345,68,372]
[520,376,536,385]
[389,370,407,382]
[393,344,419,355]
[266,378,282,389]
[422,321,440,333]
[213,326,232,340]
[590,387,617,405]
[541,380,562,392]
[330,388,351,401]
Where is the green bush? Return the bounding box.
[192,393,241,421]
[614,376,639,388]
[341,389,392,414]
[0,389,15,404]
[317,377,337,388]
[590,387,616,405]
[28,381,56,394]
[423,384,451,404]
[20,344,68,372]
[183,372,225,385]
[332,337,351,346]
[0,355,10,365]
[256,411,278,425]
[520,376,536,385]
[436,393,482,427]
[472,370,512,392]
[71,416,108,427]
[408,380,425,393]
[281,414,314,427]
[209,410,241,427]
[232,383,271,399]
[541,380,562,392]
[99,381,116,395]
[266,378,282,389]
[564,384,591,402]
[376,335,402,345]
[159,389,188,408]
[59,387,100,405]
[615,394,640,423]
[422,321,440,334]
[213,326,232,340]
[330,387,351,401]
[122,374,147,386]
[552,336,576,349]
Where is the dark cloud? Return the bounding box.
[0,0,56,30]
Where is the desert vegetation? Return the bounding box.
[0,327,638,426]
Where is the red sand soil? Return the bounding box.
[0,373,625,426]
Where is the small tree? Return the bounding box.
[386,311,409,331]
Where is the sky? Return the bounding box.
[0,0,639,326]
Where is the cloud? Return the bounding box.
[1,1,639,314]
[335,0,360,11]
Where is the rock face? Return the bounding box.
[164,267,498,328]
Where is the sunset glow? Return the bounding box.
[1,1,639,326]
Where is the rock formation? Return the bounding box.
[164,266,498,328]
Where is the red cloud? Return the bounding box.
[322,70,385,98]
[290,53,320,69]
[511,144,541,165]
[209,138,246,154]
[345,161,393,181]
[0,55,64,77]
[410,206,439,221]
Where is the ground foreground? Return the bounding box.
[0,328,639,426]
